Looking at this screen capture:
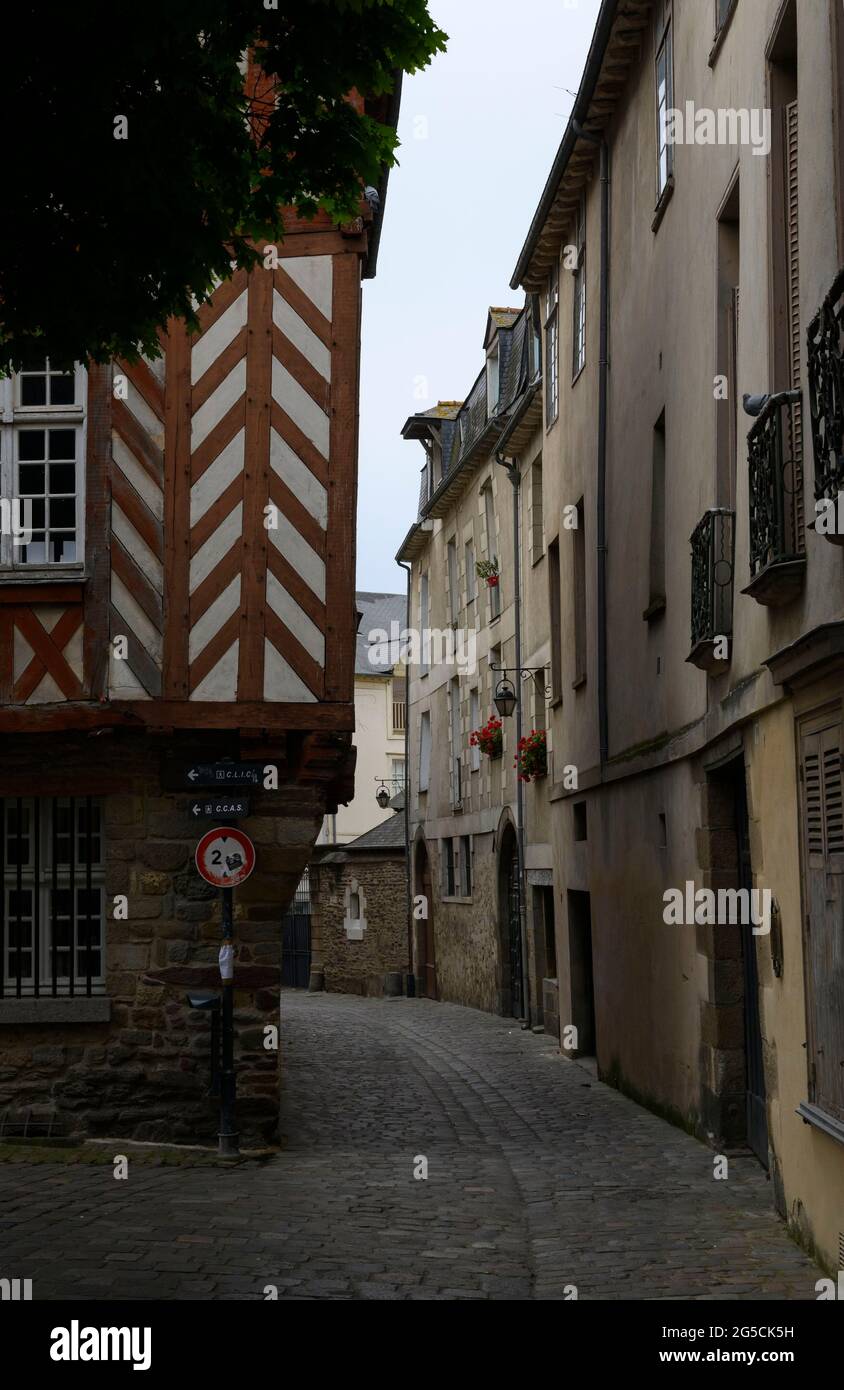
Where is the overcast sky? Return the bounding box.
[356,0,601,594]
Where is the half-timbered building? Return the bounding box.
[0,91,399,1145]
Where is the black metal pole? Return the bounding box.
[218,885,239,1157]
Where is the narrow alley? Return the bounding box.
[0,992,819,1301]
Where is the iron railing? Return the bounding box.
[690,508,735,648]
[808,266,844,506]
[747,389,804,577]
[0,797,103,999]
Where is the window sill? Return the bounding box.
[442,895,473,905]
[797,1101,844,1147]
[708,0,738,67]
[651,176,675,234]
[0,568,85,587]
[643,596,667,623]
[572,674,587,691]
[571,363,586,387]
[0,995,111,1024]
[488,614,501,628]
[544,411,559,434]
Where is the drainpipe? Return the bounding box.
[572,121,610,769]
[397,558,414,995]
[494,449,531,1028]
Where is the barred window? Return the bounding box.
[1,797,105,998]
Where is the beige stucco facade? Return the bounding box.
[509,0,844,1273]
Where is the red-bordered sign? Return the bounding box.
[195,827,256,888]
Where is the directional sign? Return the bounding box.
[188,797,250,821]
[184,762,272,789]
[195,827,256,889]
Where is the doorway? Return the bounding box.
[415,839,437,999]
[281,870,311,988]
[706,757,769,1166]
[567,890,596,1057]
[498,824,524,1018]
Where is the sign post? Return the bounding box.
[195,825,256,1157]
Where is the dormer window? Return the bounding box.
[486,340,500,414]
[0,360,86,569]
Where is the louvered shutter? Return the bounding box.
[801,719,844,1121]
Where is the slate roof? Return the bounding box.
[345,814,406,851]
[355,591,407,676]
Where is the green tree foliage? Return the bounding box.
[2,0,446,366]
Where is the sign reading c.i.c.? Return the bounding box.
[195,827,256,889]
[184,762,274,788]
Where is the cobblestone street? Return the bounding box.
[0,992,820,1300]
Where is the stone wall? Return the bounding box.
[311,853,407,996]
[428,831,502,1014]
[0,731,323,1146]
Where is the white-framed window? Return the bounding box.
[572,197,586,378]
[483,485,501,619]
[1,797,105,998]
[459,835,472,897]
[343,877,366,940]
[441,838,456,897]
[449,676,462,807]
[655,12,674,198]
[0,361,87,569]
[544,263,559,425]
[447,538,459,624]
[390,756,406,791]
[486,341,500,414]
[465,540,476,608]
[419,711,432,792]
[419,572,430,674]
[470,688,480,771]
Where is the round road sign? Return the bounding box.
[195,826,256,888]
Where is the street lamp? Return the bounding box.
[490,664,551,718]
[375,784,391,809]
[493,678,518,718]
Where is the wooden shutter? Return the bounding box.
[784,98,804,535]
[800,718,844,1122]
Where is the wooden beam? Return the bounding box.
[0,700,355,734]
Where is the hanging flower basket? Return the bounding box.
[475,556,499,589]
[470,715,503,760]
[515,729,547,782]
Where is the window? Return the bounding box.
[655,13,674,198]
[483,485,500,619]
[419,711,432,792]
[646,411,666,619]
[390,757,406,790]
[470,688,480,771]
[442,839,456,897]
[344,879,366,940]
[0,361,86,568]
[716,0,733,32]
[716,176,741,512]
[459,836,472,897]
[573,800,588,842]
[487,341,500,414]
[572,499,587,686]
[530,459,544,562]
[391,675,407,733]
[450,677,462,807]
[419,573,430,674]
[465,540,476,608]
[544,262,559,425]
[548,537,562,704]
[447,538,459,624]
[572,197,586,378]
[1,797,104,998]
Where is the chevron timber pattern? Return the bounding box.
[108,252,340,705]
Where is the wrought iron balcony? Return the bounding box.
[743,389,805,606]
[687,508,734,673]
[808,266,844,543]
